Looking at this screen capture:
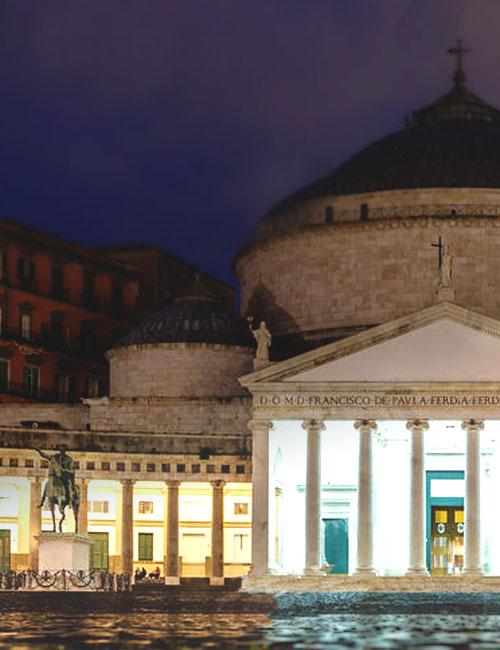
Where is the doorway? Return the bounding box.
[89,532,109,570]
[323,518,348,574]
[0,530,10,572]
[426,471,464,575]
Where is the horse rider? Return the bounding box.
[34,444,77,507]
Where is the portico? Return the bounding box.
[241,302,500,585]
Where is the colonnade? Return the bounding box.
[249,417,484,577]
[26,478,227,583]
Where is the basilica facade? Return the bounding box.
[3,54,500,587]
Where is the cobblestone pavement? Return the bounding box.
[3,593,500,648]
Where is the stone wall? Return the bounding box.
[107,343,253,399]
[88,395,252,436]
[0,403,89,430]
[236,215,500,338]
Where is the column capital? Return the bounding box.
[120,478,136,488]
[302,418,326,434]
[78,477,89,486]
[354,419,377,433]
[211,479,225,489]
[165,480,180,489]
[406,419,429,433]
[247,419,274,435]
[28,476,42,484]
[461,419,485,433]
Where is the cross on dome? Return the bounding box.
[447,38,470,88]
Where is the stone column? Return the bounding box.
[211,480,225,585]
[120,479,135,576]
[248,419,273,577]
[165,480,180,584]
[406,419,429,575]
[28,477,42,570]
[302,418,326,574]
[354,419,377,575]
[462,419,484,575]
[78,479,89,536]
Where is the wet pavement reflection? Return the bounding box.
[2,612,500,649]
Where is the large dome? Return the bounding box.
[270,73,500,214]
[235,63,500,359]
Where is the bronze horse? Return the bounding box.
[35,446,80,533]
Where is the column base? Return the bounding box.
[209,576,225,586]
[164,576,181,585]
[405,568,429,576]
[463,569,483,577]
[354,567,377,576]
[303,567,325,576]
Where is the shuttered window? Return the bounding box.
[138,532,154,561]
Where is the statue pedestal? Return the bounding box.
[437,286,455,302]
[38,532,91,572]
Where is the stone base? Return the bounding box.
[38,532,91,572]
[242,574,492,593]
[209,576,225,586]
[164,576,181,585]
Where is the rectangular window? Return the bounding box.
[17,258,35,289]
[138,501,154,514]
[50,313,64,340]
[20,313,31,340]
[112,284,123,309]
[88,500,109,514]
[0,252,6,280]
[83,272,95,305]
[51,267,64,299]
[86,375,103,398]
[325,206,333,223]
[0,360,8,390]
[138,532,154,561]
[360,203,369,220]
[23,366,39,399]
[55,375,70,402]
[234,502,249,516]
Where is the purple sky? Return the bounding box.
[0,1,499,284]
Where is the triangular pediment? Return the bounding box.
[240,302,500,385]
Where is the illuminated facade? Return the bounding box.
[5,52,500,589]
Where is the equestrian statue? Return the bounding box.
[34,444,80,533]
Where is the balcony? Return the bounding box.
[0,380,80,403]
[0,325,108,360]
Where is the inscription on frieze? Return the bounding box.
[257,393,500,408]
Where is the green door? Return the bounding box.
[0,530,11,572]
[89,532,109,570]
[323,518,348,574]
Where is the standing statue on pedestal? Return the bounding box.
[250,319,272,369]
[34,444,80,533]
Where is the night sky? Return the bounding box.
[1,1,500,285]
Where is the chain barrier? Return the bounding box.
[0,570,131,591]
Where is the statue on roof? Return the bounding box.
[249,319,272,368]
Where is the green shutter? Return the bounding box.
[138,533,153,561]
[0,530,11,572]
[89,532,109,570]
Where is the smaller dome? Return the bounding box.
[116,278,253,348]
